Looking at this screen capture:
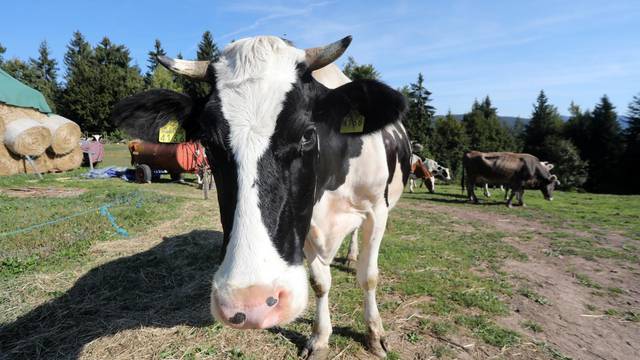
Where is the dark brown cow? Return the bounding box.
[462,151,560,207]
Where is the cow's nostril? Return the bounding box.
[266,296,278,307]
[229,312,246,324]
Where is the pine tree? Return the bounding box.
[431,111,469,177]
[0,42,6,65]
[583,95,624,192]
[342,56,380,80]
[182,31,221,98]
[462,96,515,152]
[59,35,144,133]
[147,39,166,74]
[197,31,220,62]
[621,93,640,193]
[563,101,591,159]
[523,90,563,159]
[31,40,59,110]
[404,73,435,151]
[64,31,92,69]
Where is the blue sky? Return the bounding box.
[2,0,640,117]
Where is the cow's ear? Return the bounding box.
[111,89,202,142]
[314,79,406,135]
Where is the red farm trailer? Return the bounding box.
[128,140,213,198]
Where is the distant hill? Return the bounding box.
[435,114,629,128]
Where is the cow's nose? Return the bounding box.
[212,286,287,329]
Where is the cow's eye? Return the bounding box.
[300,126,317,151]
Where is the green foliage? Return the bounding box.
[58,33,144,133]
[621,93,640,193]
[181,30,220,98]
[342,56,380,80]
[563,101,591,158]
[462,96,516,153]
[147,38,166,74]
[523,90,563,158]
[148,66,183,92]
[0,42,6,64]
[541,136,588,189]
[1,41,59,111]
[431,112,469,175]
[584,95,623,192]
[404,73,435,150]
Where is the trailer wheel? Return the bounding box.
[135,164,152,183]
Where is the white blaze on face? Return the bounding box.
[211,36,308,322]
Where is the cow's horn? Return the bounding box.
[305,36,352,71]
[157,55,210,80]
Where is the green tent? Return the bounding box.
[0,68,51,114]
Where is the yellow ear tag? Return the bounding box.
[340,109,365,134]
[158,119,186,143]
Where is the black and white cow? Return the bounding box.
[112,36,411,358]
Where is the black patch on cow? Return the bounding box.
[113,62,408,267]
[111,89,205,142]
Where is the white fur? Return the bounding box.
[211,36,308,320]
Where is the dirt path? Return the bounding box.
[401,201,640,360]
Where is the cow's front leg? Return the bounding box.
[346,229,359,269]
[517,190,526,207]
[302,248,332,360]
[467,180,478,203]
[506,190,516,207]
[357,205,389,358]
[484,184,491,197]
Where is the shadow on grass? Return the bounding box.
[0,230,222,360]
[269,319,369,356]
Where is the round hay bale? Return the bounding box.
[37,114,82,155]
[48,146,83,172]
[20,153,52,174]
[0,144,21,176]
[3,118,52,156]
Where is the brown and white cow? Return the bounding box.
[462,151,559,207]
[112,36,411,358]
[409,154,435,193]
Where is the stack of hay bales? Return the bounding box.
[0,103,83,176]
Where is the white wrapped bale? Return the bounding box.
[3,118,52,156]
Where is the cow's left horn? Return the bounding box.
[305,36,352,71]
[157,55,210,80]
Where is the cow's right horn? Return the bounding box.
[157,55,210,81]
[305,36,352,71]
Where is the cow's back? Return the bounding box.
[464,151,526,183]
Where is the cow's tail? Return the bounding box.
[461,166,465,193]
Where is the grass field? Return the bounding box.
[1,144,638,359]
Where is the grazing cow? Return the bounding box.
[424,158,451,181]
[409,154,435,193]
[461,151,559,207]
[112,36,410,359]
[499,161,555,200]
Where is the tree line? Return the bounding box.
[1,34,638,194]
[345,57,639,195]
[0,31,220,135]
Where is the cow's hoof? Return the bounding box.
[507,204,513,208]
[301,343,329,360]
[521,203,527,207]
[367,335,388,358]
[345,258,357,269]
